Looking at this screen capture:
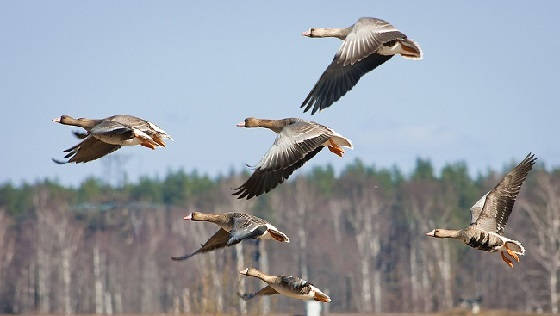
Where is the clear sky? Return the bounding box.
[1,1,559,186]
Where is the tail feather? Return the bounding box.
[399,39,423,60]
[313,291,331,303]
[268,229,290,243]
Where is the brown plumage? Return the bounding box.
[234,117,352,199]
[426,153,537,268]
[53,114,172,164]
[301,17,422,114]
[171,212,289,261]
[239,268,331,302]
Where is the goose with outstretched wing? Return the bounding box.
[53,114,172,164]
[301,17,422,114]
[171,212,289,261]
[426,153,537,268]
[239,268,331,302]
[233,117,352,199]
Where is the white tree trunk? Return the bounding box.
[410,243,419,312]
[236,245,247,314]
[373,268,382,313]
[370,235,382,313]
[209,252,223,313]
[62,247,72,315]
[37,246,49,313]
[114,292,123,314]
[551,263,558,314]
[442,243,453,309]
[421,251,433,312]
[359,252,372,312]
[104,291,113,315]
[182,288,191,313]
[258,241,270,314]
[93,245,103,314]
[297,205,308,280]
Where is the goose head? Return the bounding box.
[53,114,75,124]
[302,28,315,37]
[184,211,202,221]
[236,117,259,128]
[425,228,461,239]
[425,229,437,237]
[53,115,97,128]
[239,267,260,276]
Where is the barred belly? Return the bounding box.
[465,230,503,252]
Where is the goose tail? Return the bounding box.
[505,239,525,256]
[312,286,331,302]
[399,39,423,60]
[268,229,290,243]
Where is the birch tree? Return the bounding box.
[519,173,560,313]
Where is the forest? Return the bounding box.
[0,158,559,314]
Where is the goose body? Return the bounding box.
[426,153,536,268]
[171,212,289,261]
[239,268,331,302]
[53,114,172,164]
[234,117,352,199]
[301,17,422,114]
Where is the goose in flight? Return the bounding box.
[52,114,172,164]
[171,212,289,261]
[234,117,352,199]
[239,268,331,302]
[301,17,422,114]
[426,153,537,268]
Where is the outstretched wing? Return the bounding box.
[53,135,121,164]
[233,121,331,199]
[171,228,231,261]
[238,286,278,301]
[301,53,393,114]
[474,153,537,233]
[469,193,488,225]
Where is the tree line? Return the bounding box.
[0,158,559,314]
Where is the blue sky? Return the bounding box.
[1,1,559,185]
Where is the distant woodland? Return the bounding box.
[0,158,559,314]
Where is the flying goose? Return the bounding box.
[52,114,172,164]
[234,117,352,199]
[171,212,289,261]
[426,153,537,268]
[239,268,331,302]
[301,17,422,114]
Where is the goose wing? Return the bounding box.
[301,18,406,114]
[231,213,268,231]
[469,193,488,225]
[106,115,148,129]
[227,225,268,246]
[90,120,135,137]
[109,115,171,138]
[280,276,313,294]
[53,135,121,164]
[474,153,537,233]
[233,121,332,199]
[170,228,230,261]
[238,286,279,301]
[338,17,407,66]
[232,213,290,243]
